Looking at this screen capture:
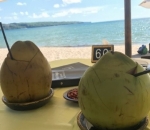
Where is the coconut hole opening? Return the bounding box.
[127,65,138,76]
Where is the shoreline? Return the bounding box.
[0,44,149,68]
[0,42,148,49]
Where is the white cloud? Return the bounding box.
[76,7,101,14]
[12,12,18,15]
[52,6,101,18]
[54,4,60,8]
[25,12,28,15]
[4,16,18,20]
[20,11,28,15]
[17,2,27,6]
[52,11,69,17]
[13,16,18,20]
[61,4,66,7]
[62,0,81,4]
[20,12,24,15]
[112,6,124,10]
[31,12,50,18]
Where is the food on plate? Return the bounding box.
[67,88,78,99]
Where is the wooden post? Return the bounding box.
[124,0,132,57]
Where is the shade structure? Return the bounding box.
[139,0,150,8]
[124,0,132,57]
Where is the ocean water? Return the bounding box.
[0,18,150,48]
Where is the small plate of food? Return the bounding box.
[63,88,78,102]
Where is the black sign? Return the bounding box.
[91,45,114,63]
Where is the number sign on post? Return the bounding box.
[91,45,114,63]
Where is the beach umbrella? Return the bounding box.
[139,0,150,8]
[124,0,132,57]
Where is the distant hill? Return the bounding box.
[1,21,86,30]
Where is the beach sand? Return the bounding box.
[0,44,148,67]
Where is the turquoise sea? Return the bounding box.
[0,18,150,48]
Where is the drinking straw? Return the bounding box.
[0,22,14,60]
[134,69,150,77]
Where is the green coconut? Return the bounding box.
[78,51,150,130]
[0,41,52,103]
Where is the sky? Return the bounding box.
[0,0,149,24]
